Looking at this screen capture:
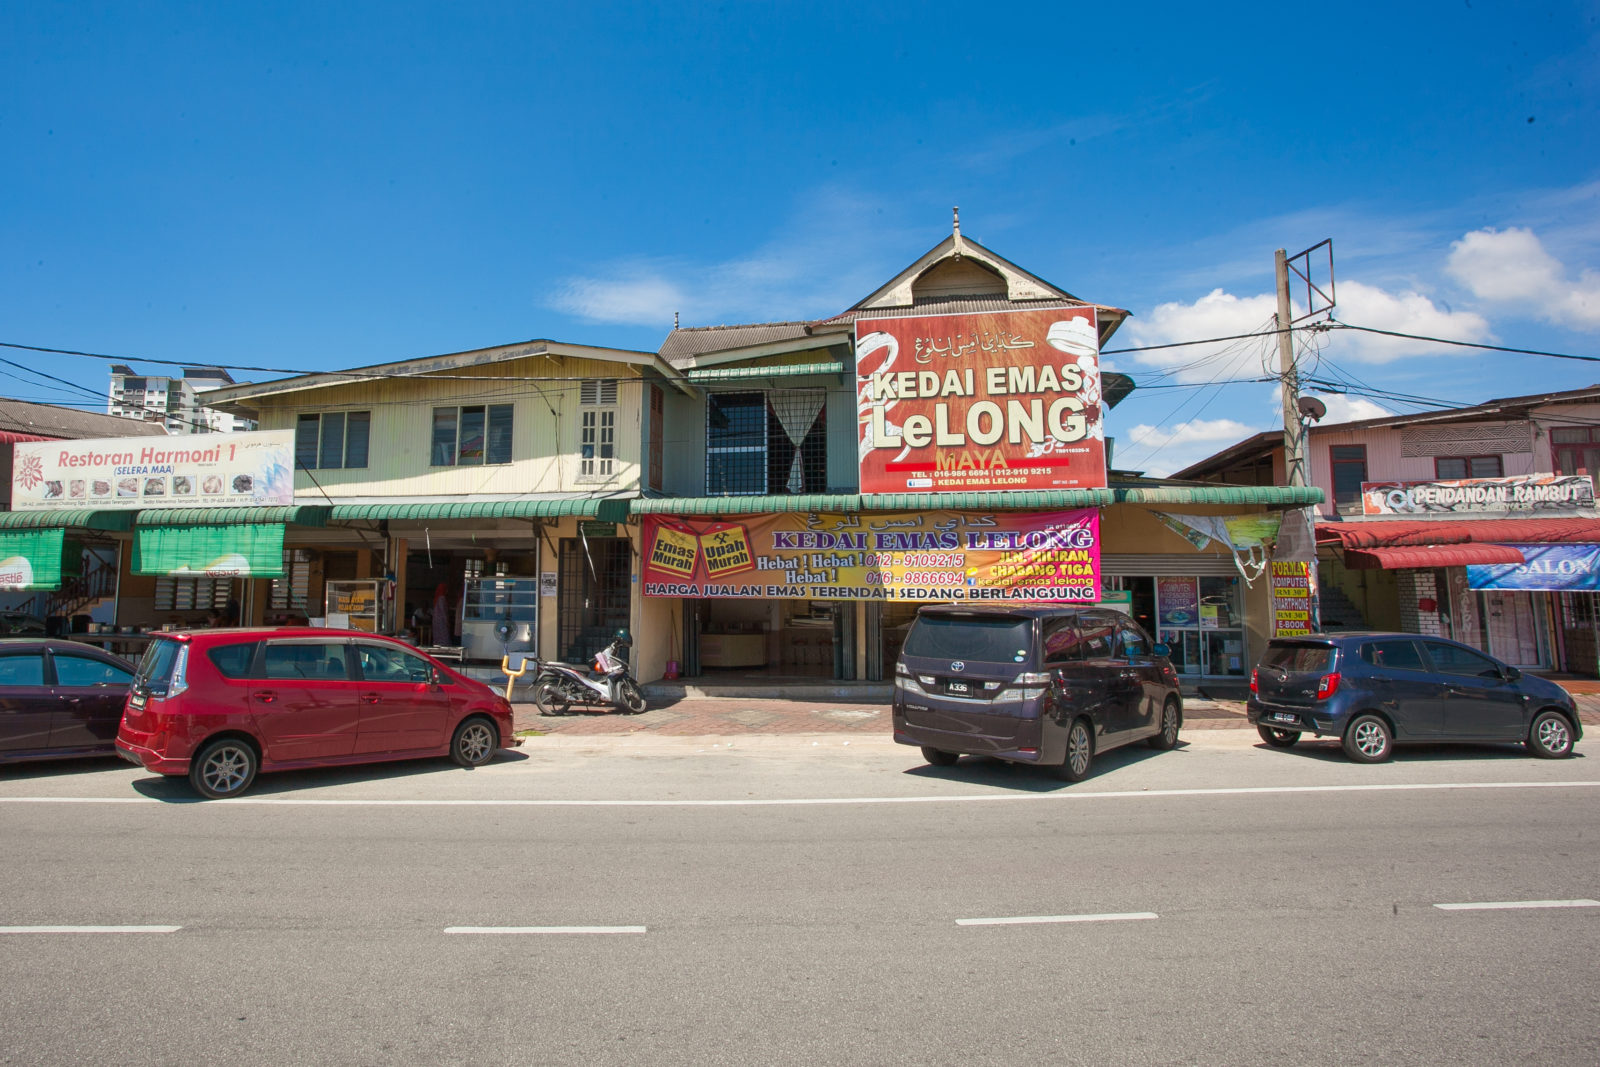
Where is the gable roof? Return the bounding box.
[0,397,169,439]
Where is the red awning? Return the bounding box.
[1343,545,1528,570]
[0,431,49,444]
[1318,517,1600,549]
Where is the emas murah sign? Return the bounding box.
[855,306,1106,494]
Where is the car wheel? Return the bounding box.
[617,679,647,713]
[189,738,258,799]
[451,716,498,768]
[920,746,959,767]
[1257,725,1301,748]
[1342,714,1393,763]
[1052,718,1094,782]
[1527,710,1576,759]
[533,680,570,716]
[1148,698,1181,750]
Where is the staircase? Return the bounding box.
[1317,581,1367,631]
[17,558,118,624]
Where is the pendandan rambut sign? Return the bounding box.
[855,306,1106,494]
[642,509,1100,602]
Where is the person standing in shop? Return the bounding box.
[431,583,452,646]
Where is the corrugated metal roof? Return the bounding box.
[862,489,1120,510]
[632,495,863,515]
[0,398,169,439]
[1319,517,1600,548]
[685,362,844,382]
[631,486,1319,515]
[134,506,332,527]
[329,498,631,522]
[818,296,1108,326]
[659,323,814,367]
[0,509,136,530]
[1344,545,1528,570]
[1115,485,1324,506]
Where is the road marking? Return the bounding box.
[957,912,1157,926]
[444,926,646,935]
[1,780,1597,808]
[1434,899,1600,912]
[0,925,181,934]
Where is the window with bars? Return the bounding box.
[431,404,513,466]
[295,411,371,470]
[1434,455,1504,479]
[705,390,827,496]
[1552,426,1600,488]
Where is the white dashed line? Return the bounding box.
[443,925,646,935]
[956,912,1158,926]
[1433,899,1600,912]
[0,925,181,934]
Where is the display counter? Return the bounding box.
[699,633,767,668]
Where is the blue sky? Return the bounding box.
[3,1,1597,475]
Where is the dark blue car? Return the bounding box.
[1247,632,1581,763]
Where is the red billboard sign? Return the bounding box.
[855,306,1106,494]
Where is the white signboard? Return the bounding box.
[10,429,296,510]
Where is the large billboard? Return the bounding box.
[11,430,295,510]
[855,306,1106,494]
[642,509,1100,602]
[1360,474,1595,516]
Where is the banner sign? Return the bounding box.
[0,528,72,591]
[1467,543,1600,591]
[642,509,1100,602]
[1270,561,1314,636]
[1156,576,1200,627]
[132,524,285,577]
[1361,474,1595,516]
[11,429,295,511]
[855,307,1106,494]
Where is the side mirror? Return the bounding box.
[1153,643,1171,658]
[1504,665,1522,682]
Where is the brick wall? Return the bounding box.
[1396,570,1444,636]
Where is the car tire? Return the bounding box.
[189,738,258,800]
[1527,709,1576,759]
[1257,725,1301,748]
[451,716,498,768]
[1342,714,1393,763]
[1052,718,1094,782]
[533,679,570,716]
[920,746,959,767]
[617,679,647,713]
[1148,698,1181,750]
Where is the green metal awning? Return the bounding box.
[0,509,136,531]
[134,506,333,527]
[1112,485,1324,506]
[862,490,1121,511]
[328,498,632,523]
[685,362,846,382]
[631,494,863,515]
[0,528,75,590]
[133,524,286,577]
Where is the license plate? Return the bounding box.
[130,693,146,710]
[947,681,969,695]
[1271,712,1297,724]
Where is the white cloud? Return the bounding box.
[1328,279,1492,362]
[1120,289,1280,383]
[1116,416,1271,477]
[1446,226,1600,331]
[1313,392,1391,424]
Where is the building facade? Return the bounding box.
[108,365,257,434]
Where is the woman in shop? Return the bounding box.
[431,583,452,646]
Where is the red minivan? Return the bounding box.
[117,628,520,798]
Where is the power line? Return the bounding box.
[1325,320,1599,362]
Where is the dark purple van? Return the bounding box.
[891,605,1183,781]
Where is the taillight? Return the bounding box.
[1250,668,1259,694]
[1316,672,1341,700]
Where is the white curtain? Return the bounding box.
[770,390,826,493]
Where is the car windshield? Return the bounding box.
[904,614,1033,662]
[134,638,183,695]
[1260,642,1335,673]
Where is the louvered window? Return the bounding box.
[579,380,617,479]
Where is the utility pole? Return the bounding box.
[1275,248,1305,487]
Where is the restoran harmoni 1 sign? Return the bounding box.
[1360,474,1596,516]
[642,509,1100,602]
[855,306,1107,494]
[10,429,295,510]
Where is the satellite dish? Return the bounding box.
[1297,395,1328,421]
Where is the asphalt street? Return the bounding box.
[1,732,1596,1066]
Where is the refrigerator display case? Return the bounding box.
[461,576,539,660]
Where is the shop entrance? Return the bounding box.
[1113,574,1247,678]
[1480,590,1543,667]
[691,598,848,679]
[557,537,631,663]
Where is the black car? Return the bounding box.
[1248,632,1582,762]
[892,605,1183,781]
[0,638,136,764]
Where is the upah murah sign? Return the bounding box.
[855,307,1106,494]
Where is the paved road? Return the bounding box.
[1,733,1596,1065]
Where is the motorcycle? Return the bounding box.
[529,631,647,715]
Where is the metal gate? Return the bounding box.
[557,537,632,663]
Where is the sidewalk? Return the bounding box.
[512,691,1600,737]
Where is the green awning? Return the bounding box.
[0,509,136,531]
[862,490,1121,511]
[328,498,631,523]
[0,528,77,590]
[685,362,845,382]
[133,524,285,577]
[1112,485,1324,506]
[632,494,864,515]
[134,506,333,527]
[633,485,1322,515]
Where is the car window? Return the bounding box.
[1259,642,1335,672]
[904,615,1033,662]
[1042,620,1083,665]
[1423,641,1505,679]
[356,643,434,683]
[1079,626,1116,659]
[52,653,134,687]
[0,653,46,686]
[261,641,350,681]
[1359,640,1427,672]
[207,642,260,679]
[1118,624,1150,657]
